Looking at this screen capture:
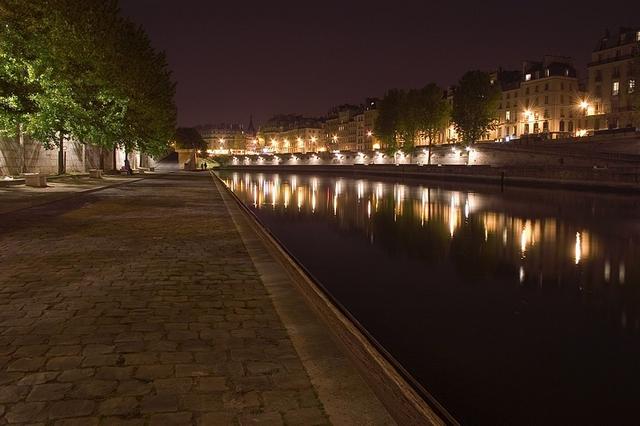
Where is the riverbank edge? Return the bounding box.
[212,171,457,426]
[219,165,640,194]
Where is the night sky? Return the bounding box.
[120,1,640,127]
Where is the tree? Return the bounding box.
[0,0,176,174]
[398,89,420,150]
[415,84,450,164]
[451,70,501,146]
[174,127,207,152]
[374,89,404,151]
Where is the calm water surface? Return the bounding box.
[218,170,640,425]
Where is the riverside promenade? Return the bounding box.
[0,174,393,425]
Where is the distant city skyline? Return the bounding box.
[120,0,640,127]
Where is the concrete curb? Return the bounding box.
[212,171,457,426]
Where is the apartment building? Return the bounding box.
[586,27,640,130]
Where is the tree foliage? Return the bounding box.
[451,70,501,145]
[375,84,450,153]
[374,89,404,150]
[0,0,176,170]
[174,127,207,151]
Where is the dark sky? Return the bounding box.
[120,0,640,127]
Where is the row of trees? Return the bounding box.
[375,71,501,162]
[0,0,176,174]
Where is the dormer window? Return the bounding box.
[545,69,550,77]
[637,31,640,41]
[525,73,532,81]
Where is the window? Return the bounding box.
[559,120,565,132]
[595,70,602,82]
[560,95,564,104]
[568,121,574,133]
[544,83,549,91]
[637,31,640,41]
[524,123,530,134]
[535,85,539,93]
[613,81,620,96]
[629,79,636,94]
[525,87,530,95]
[533,122,539,133]
[543,121,549,132]
[525,73,532,81]
[506,111,511,121]
[544,96,549,104]
[561,83,565,90]
[545,69,550,77]
[544,109,549,119]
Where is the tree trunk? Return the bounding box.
[18,123,26,174]
[81,143,86,172]
[58,133,65,175]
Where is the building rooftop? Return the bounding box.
[595,27,640,51]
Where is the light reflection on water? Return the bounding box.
[224,172,624,289]
[220,171,640,425]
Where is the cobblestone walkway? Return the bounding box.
[0,175,329,425]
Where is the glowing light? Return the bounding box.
[521,221,532,256]
[367,131,373,137]
[519,266,525,283]
[574,232,581,265]
[372,143,381,150]
[311,136,317,143]
[367,200,371,218]
[604,260,611,282]
[619,263,626,284]
[297,187,303,211]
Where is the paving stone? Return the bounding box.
[283,407,328,425]
[134,365,173,380]
[46,356,82,370]
[95,366,134,381]
[197,377,228,392]
[238,411,284,426]
[140,394,179,414]
[198,412,236,425]
[98,396,139,416]
[48,399,96,419]
[26,383,73,401]
[57,368,95,382]
[0,385,30,403]
[69,380,118,398]
[149,412,193,426]
[262,390,299,412]
[5,401,47,423]
[54,417,99,426]
[116,380,153,396]
[7,357,46,372]
[153,378,193,395]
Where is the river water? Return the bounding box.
[218,170,640,425]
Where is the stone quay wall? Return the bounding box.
[1,136,155,176]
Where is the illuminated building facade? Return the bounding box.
[355,98,381,151]
[325,105,360,151]
[586,27,640,130]
[492,56,586,141]
[196,123,249,155]
[258,115,325,154]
